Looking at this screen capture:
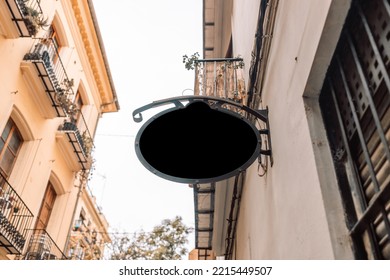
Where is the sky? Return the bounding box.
[89,0,202,249]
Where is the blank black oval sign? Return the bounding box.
[135,101,260,183]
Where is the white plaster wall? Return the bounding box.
[231,0,261,84]
[231,0,340,259]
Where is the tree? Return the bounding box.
[107,216,193,260]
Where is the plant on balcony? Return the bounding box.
[56,93,75,115]
[182,52,200,70]
[55,78,79,118]
[20,3,49,36]
[73,219,86,232]
[81,131,93,158]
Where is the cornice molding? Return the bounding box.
[70,0,118,113]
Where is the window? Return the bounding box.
[47,25,62,64]
[74,90,84,125]
[320,0,390,259]
[0,119,23,178]
[35,182,57,230]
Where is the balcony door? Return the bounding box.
[45,25,62,65]
[35,182,57,230]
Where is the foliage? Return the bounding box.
[107,216,193,260]
[23,6,49,36]
[81,130,93,157]
[182,52,200,70]
[55,78,79,119]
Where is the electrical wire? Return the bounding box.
[96,134,135,137]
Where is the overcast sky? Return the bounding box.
[89,0,202,248]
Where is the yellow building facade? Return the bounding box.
[0,0,118,260]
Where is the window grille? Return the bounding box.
[320,0,390,259]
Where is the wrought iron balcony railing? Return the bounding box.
[73,219,87,232]
[0,0,45,38]
[0,172,34,254]
[194,58,247,105]
[21,37,74,118]
[68,220,103,260]
[23,229,67,260]
[57,121,92,171]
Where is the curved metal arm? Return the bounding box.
[132,98,186,123]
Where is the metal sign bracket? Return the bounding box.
[133,95,273,169]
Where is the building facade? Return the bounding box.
[193,0,389,259]
[0,0,118,260]
[67,187,111,260]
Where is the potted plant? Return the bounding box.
[182,52,200,70]
[81,131,93,157]
[21,5,49,36]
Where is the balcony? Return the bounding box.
[56,121,92,171]
[20,37,72,119]
[191,58,265,259]
[23,229,66,260]
[194,58,247,105]
[0,173,34,255]
[193,183,215,251]
[191,59,247,255]
[68,220,103,260]
[0,0,45,38]
[73,219,87,232]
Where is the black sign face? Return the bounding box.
[135,101,260,184]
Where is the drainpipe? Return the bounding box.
[247,0,279,110]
